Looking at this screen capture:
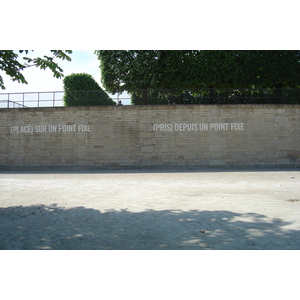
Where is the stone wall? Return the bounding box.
[0,105,300,169]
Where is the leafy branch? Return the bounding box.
[0,50,72,90]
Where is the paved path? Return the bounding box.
[0,169,299,249]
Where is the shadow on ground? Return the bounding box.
[0,204,299,250]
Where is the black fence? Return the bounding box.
[127,88,300,105]
[1,89,300,108]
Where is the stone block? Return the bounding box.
[1,105,300,169]
[275,116,289,123]
[209,159,225,166]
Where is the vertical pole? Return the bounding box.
[7,93,10,108]
[38,92,40,107]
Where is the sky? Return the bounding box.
[0,50,131,105]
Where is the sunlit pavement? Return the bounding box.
[1,169,299,250]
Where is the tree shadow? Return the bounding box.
[0,204,299,250]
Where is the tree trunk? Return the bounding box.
[274,84,283,104]
[142,89,148,105]
[209,86,216,103]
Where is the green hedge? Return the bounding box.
[63,73,115,106]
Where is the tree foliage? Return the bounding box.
[182,50,300,90]
[96,50,201,104]
[0,50,72,90]
[96,50,300,104]
[63,73,115,106]
[96,50,199,90]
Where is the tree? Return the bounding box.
[241,51,300,88]
[96,50,300,105]
[242,50,300,103]
[63,73,115,106]
[0,50,72,90]
[95,50,202,104]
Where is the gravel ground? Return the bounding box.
[0,169,299,250]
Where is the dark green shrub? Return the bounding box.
[63,73,115,106]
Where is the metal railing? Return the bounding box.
[1,88,300,108]
[0,91,65,108]
[0,91,130,108]
[0,100,28,108]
